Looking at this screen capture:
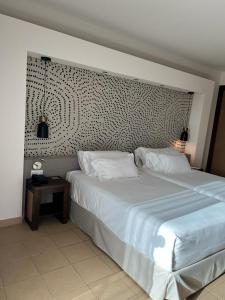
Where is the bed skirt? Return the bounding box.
[70,201,225,300]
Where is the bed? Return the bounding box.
[66,169,225,300]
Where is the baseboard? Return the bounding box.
[0,217,22,228]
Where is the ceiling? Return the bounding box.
[0,0,225,75]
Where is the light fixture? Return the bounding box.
[180,127,188,142]
[174,96,192,153]
[37,116,48,138]
[37,56,51,138]
[173,127,188,153]
[180,93,193,143]
[173,127,189,153]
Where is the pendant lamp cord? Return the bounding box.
[186,94,192,128]
[43,60,47,116]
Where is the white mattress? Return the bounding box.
[144,169,225,201]
[67,170,225,272]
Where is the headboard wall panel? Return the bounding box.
[25,56,193,157]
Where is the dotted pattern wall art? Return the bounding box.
[25,56,193,157]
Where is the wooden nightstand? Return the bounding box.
[25,177,70,230]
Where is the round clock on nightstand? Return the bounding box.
[31,160,45,176]
[32,161,42,170]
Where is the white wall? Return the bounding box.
[0,14,215,220]
[220,72,225,85]
[0,0,221,81]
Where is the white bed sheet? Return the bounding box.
[67,170,225,272]
[144,169,225,201]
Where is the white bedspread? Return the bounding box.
[145,169,225,201]
[67,170,225,272]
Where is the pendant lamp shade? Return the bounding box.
[37,116,48,138]
[37,56,51,138]
[180,127,188,142]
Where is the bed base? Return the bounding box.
[71,201,225,300]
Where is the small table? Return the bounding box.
[25,177,70,230]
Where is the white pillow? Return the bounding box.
[135,147,180,167]
[145,152,191,174]
[91,155,138,180]
[77,150,131,176]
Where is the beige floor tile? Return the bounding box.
[71,291,96,300]
[209,280,225,299]
[72,228,90,241]
[0,258,39,286]
[89,272,134,300]
[188,289,219,300]
[0,242,28,263]
[0,288,6,300]
[123,274,144,294]
[99,253,121,273]
[187,274,225,299]
[22,235,56,256]
[91,271,126,282]
[0,223,31,245]
[74,256,113,284]
[85,240,105,256]
[32,247,69,274]
[49,230,82,247]
[206,274,225,291]
[52,285,96,300]
[4,275,52,300]
[128,291,152,299]
[61,242,96,263]
[43,265,85,297]
[40,218,74,234]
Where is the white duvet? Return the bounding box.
[67,170,225,272]
[145,169,225,202]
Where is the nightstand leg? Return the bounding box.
[31,190,41,230]
[61,184,70,223]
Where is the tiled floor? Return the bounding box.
[0,218,224,300]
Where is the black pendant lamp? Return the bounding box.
[179,92,193,142]
[37,56,51,138]
[180,127,188,142]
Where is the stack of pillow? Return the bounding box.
[77,147,191,181]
